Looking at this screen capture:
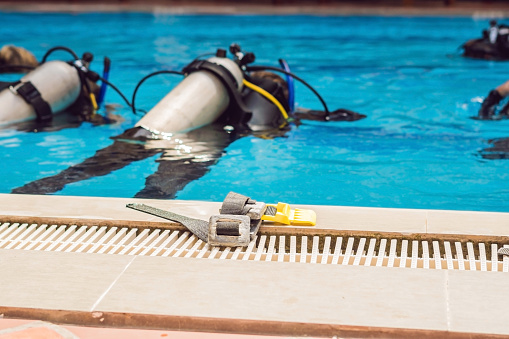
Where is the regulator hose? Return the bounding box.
[242,78,289,120]
[131,70,184,115]
[95,73,135,111]
[41,46,80,63]
[245,65,331,117]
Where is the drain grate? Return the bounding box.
[1,222,508,272]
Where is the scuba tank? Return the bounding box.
[134,45,289,135]
[0,47,107,126]
[0,61,80,125]
[135,52,245,134]
[133,43,365,136]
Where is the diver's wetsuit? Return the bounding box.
[12,124,237,199]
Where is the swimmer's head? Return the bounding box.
[250,71,289,101]
[0,45,38,73]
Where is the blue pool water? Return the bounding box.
[1,12,509,212]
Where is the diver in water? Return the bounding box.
[0,45,122,131]
[463,20,509,61]
[477,79,509,120]
[487,20,499,44]
[12,44,366,198]
[477,78,509,158]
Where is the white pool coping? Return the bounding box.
[1,193,508,238]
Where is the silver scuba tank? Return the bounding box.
[135,56,244,134]
[0,61,81,125]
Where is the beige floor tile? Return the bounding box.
[447,270,509,336]
[96,256,449,331]
[301,204,427,233]
[0,249,133,312]
[427,209,509,237]
[0,194,220,223]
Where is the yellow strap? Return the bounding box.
[242,79,289,120]
[89,93,98,113]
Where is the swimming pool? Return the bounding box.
[1,12,509,212]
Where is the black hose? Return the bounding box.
[75,66,93,99]
[96,75,135,111]
[246,65,331,116]
[131,70,184,115]
[41,46,80,63]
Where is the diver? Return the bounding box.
[477,79,509,120]
[12,44,366,198]
[487,20,499,44]
[463,20,509,61]
[477,78,509,158]
[0,45,122,131]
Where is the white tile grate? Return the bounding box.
[0,222,508,272]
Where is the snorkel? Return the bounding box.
[97,56,110,107]
[278,58,295,113]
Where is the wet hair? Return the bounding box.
[0,45,38,73]
[250,70,289,101]
[490,20,497,27]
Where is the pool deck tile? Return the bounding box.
[427,209,509,237]
[1,249,509,337]
[0,248,134,312]
[95,254,450,331]
[447,269,509,336]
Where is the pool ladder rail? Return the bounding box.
[0,221,507,272]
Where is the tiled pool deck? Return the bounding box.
[0,194,508,338]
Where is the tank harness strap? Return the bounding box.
[182,60,252,124]
[10,81,52,123]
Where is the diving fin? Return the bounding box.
[293,107,366,122]
[478,90,503,119]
